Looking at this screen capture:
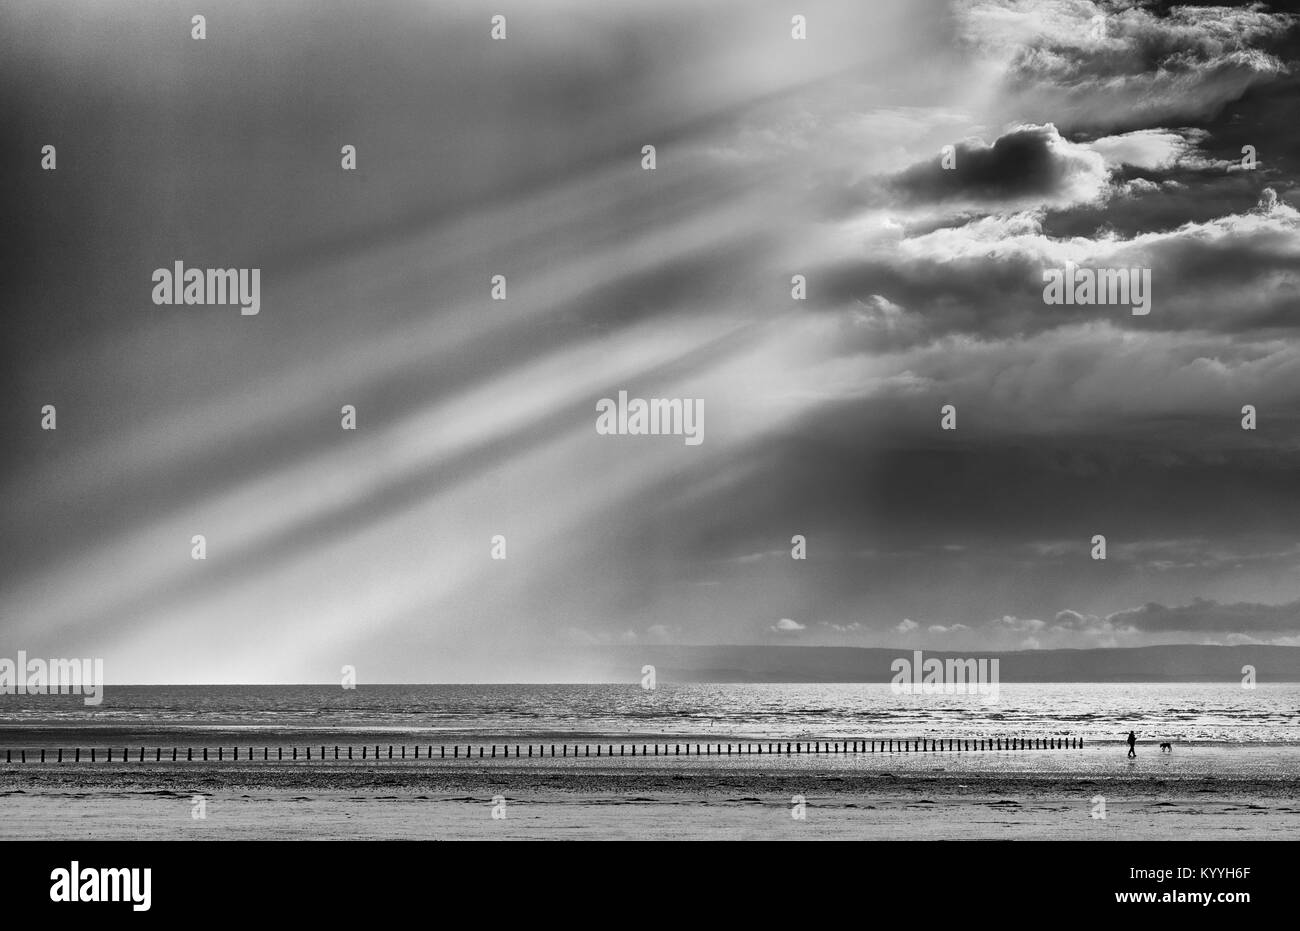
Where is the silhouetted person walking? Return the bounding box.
[1126,730,1137,758]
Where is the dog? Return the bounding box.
[1159,742,1172,752]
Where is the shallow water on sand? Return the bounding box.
[2,683,1297,746]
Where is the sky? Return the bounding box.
[3,0,1299,682]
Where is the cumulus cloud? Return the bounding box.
[772,617,806,632]
[954,598,1300,648]
[993,615,1048,632]
[562,627,639,646]
[645,624,677,642]
[1087,127,1229,171]
[1109,596,1300,633]
[928,623,970,633]
[817,189,1300,353]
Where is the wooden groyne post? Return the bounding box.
[1,736,1088,764]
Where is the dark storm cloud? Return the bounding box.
[891,124,1107,205]
[1041,170,1269,239]
[697,422,1300,556]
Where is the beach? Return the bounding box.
[3,743,1296,840]
[3,684,1296,839]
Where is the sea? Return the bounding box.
[1,682,1296,747]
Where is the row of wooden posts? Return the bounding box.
[2,737,1082,763]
